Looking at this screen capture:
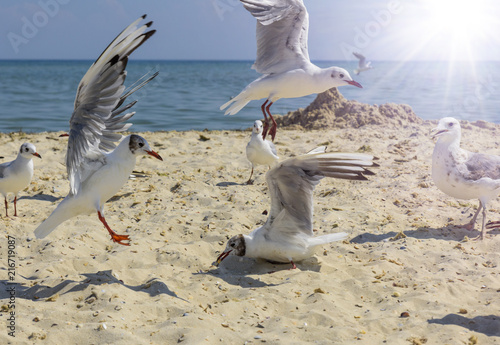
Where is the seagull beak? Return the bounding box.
[215,250,232,266]
[430,128,447,138]
[59,133,69,137]
[346,80,363,88]
[146,150,163,161]
[33,152,42,159]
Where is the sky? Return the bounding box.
[1,0,499,61]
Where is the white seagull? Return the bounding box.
[34,15,162,246]
[246,120,279,184]
[216,151,378,269]
[431,117,500,240]
[220,0,362,141]
[0,143,41,217]
[353,52,373,75]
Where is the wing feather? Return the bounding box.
[67,15,156,195]
[241,0,310,74]
[263,152,378,238]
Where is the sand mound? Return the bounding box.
[275,88,424,130]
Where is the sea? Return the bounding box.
[0,60,499,133]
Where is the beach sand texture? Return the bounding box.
[1,90,499,344]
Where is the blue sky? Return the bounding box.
[1,0,499,61]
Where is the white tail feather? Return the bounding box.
[34,198,79,239]
[308,232,348,247]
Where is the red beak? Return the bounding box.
[59,133,69,137]
[215,250,232,266]
[33,152,42,159]
[346,80,363,88]
[146,150,163,161]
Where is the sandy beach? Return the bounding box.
[0,90,499,344]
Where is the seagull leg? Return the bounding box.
[4,197,8,217]
[261,100,270,140]
[246,166,254,185]
[265,101,277,142]
[13,196,18,217]
[289,260,297,270]
[464,203,482,231]
[97,211,130,246]
[471,202,488,241]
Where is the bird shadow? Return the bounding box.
[0,269,186,302]
[351,225,499,244]
[216,181,247,187]
[428,314,500,337]
[18,193,63,203]
[194,257,321,288]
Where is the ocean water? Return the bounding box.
[0,59,499,133]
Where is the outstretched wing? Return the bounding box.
[353,52,366,66]
[67,15,156,195]
[241,0,310,74]
[263,152,378,238]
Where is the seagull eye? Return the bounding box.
[25,147,29,152]
[339,73,344,78]
[448,123,454,127]
[138,142,144,148]
[230,243,235,248]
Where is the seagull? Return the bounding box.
[220,0,362,142]
[246,120,279,184]
[353,52,373,75]
[0,143,41,217]
[215,151,378,269]
[431,117,500,240]
[34,15,162,246]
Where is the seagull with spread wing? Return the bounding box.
[353,52,373,75]
[215,151,378,269]
[220,0,362,141]
[34,15,162,246]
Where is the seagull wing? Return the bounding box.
[0,161,13,178]
[353,52,366,67]
[67,15,157,195]
[262,152,378,239]
[241,0,310,74]
[463,151,500,181]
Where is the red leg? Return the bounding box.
[261,100,269,140]
[265,101,277,142]
[4,197,7,217]
[246,166,254,185]
[290,260,297,270]
[13,196,17,217]
[97,211,130,246]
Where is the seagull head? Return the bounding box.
[431,117,461,141]
[128,134,163,161]
[328,67,362,88]
[19,143,41,159]
[252,120,264,135]
[214,234,246,266]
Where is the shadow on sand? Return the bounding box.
[428,313,500,337]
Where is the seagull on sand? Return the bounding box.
[215,151,378,269]
[220,0,362,142]
[353,52,373,75]
[0,143,41,217]
[246,120,279,184]
[34,15,162,246]
[431,117,500,240]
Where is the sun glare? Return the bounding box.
[421,0,495,61]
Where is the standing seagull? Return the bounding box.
[353,52,373,75]
[0,143,41,217]
[431,117,500,240]
[216,151,378,269]
[246,120,279,184]
[220,0,362,141]
[34,15,162,246]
